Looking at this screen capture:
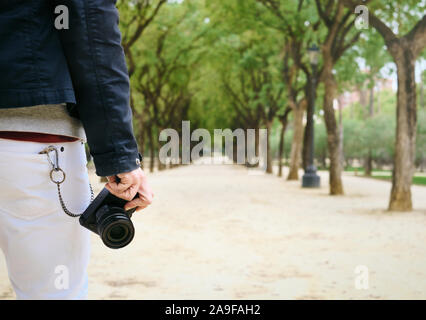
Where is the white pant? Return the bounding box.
[0,138,92,299]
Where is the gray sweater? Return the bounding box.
[0,104,86,141]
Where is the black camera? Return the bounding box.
[79,188,137,249]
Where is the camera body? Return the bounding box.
[79,188,137,249]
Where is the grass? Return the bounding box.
[371,175,426,186]
[413,176,426,185]
[344,168,426,186]
[344,166,385,173]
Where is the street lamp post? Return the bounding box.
[302,44,321,188]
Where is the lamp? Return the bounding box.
[302,43,321,188]
[307,44,319,66]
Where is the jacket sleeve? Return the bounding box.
[51,0,141,177]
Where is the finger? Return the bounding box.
[125,204,148,212]
[124,198,144,210]
[124,198,151,211]
[105,183,128,200]
[122,184,138,201]
[106,179,134,195]
[110,180,133,193]
[138,191,154,205]
[105,183,136,201]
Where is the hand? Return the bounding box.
[105,168,154,212]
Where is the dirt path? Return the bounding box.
[1,164,426,299]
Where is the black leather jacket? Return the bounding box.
[0,0,140,177]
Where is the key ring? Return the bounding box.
[39,145,94,218]
[50,168,66,184]
[39,146,66,185]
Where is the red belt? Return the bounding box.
[0,131,80,143]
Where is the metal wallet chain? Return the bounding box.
[39,145,94,218]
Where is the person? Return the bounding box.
[0,0,154,299]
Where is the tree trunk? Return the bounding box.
[359,88,367,106]
[364,82,375,176]
[266,120,273,174]
[322,63,344,195]
[388,47,417,211]
[278,116,289,177]
[147,125,155,173]
[287,101,306,180]
[278,124,285,177]
[302,77,314,171]
[364,151,373,176]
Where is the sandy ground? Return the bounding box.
[1,163,426,300]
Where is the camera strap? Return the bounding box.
[39,145,94,218]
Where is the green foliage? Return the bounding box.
[115,0,425,171]
[368,0,425,36]
[417,108,426,162]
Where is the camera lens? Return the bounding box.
[109,225,127,242]
[96,207,135,249]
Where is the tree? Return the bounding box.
[119,0,167,77]
[358,32,390,175]
[277,107,292,176]
[345,0,426,210]
[315,0,362,195]
[255,0,316,180]
[206,0,288,173]
[118,0,167,166]
[220,34,286,173]
[281,40,308,180]
[133,1,209,170]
